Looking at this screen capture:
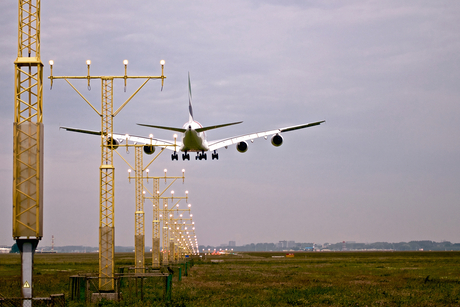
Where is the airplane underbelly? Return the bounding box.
[182,131,208,152]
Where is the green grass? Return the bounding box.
[1,251,460,306]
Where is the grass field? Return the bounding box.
[1,251,460,306]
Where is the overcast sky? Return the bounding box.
[1,1,460,248]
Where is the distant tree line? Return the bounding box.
[7,240,460,253]
[326,241,460,251]
[199,240,460,252]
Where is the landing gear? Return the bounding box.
[211,150,219,160]
[171,152,179,161]
[182,152,190,161]
[195,151,207,160]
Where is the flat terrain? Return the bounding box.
[1,251,460,306]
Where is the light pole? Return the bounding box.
[49,59,165,291]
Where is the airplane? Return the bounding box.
[61,74,325,161]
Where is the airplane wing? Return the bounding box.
[207,120,325,151]
[60,127,181,151]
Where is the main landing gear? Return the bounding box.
[195,151,207,160]
[182,152,190,161]
[171,151,218,161]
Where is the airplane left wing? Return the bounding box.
[207,120,325,151]
[60,127,181,151]
[111,133,181,151]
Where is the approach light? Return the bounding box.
[49,60,54,66]
[86,60,91,66]
[160,60,165,66]
[123,59,128,66]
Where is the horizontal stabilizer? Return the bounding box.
[137,123,186,133]
[196,121,243,133]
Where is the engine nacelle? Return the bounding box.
[143,145,155,155]
[236,141,248,153]
[106,137,119,150]
[271,134,283,147]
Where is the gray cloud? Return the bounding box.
[1,0,460,248]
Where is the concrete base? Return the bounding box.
[91,292,119,303]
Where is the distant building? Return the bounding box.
[279,240,287,249]
[229,241,236,247]
[287,241,296,248]
[0,247,11,254]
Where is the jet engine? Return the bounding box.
[271,134,283,147]
[236,141,248,153]
[143,145,155,155]
[106,137,119,150]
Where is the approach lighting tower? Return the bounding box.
[49,59,165,291]
[120,144,168,273]
[13,0,43,302]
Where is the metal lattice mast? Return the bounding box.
[134,147,145,273]
[162,198,170,265]
[152,178,161,268]
[13,0,43,301]
[99,78,115,291]
[13,0,43,239]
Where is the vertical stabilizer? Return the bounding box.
[188,72,194,122]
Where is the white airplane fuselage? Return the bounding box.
[181,120,208,152]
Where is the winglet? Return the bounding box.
[188,72,194,123]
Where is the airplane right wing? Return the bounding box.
[207,120,325,151]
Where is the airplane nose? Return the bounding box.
[189,125,192,129]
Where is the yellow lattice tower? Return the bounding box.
[49,59,165,291]
[161,198,170,265]
[134,147,145,273]
[13,0,43,241]
[152,178,161,268]
[13,0,43,301]
[99,77,115,290]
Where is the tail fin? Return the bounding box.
[188,72,194,123]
